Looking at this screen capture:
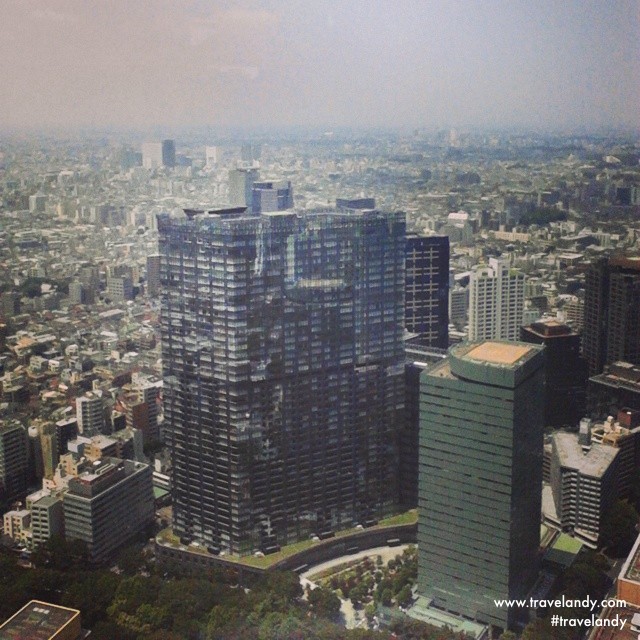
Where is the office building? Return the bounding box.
[146,254,161,297]
[63,457,153,562]
[68,280,85,305]
[401,336,447,508]
[416,341,545,628]
[521,320,588,426]
[55,418,78,456]
[449,284,469,331]
[106,274,134,301]
[589,361,640,416]
[142,139,176,169]
[240,143,261,163]
[142,142,163,169]
[1,291,21,318]
[205,145,218,167]
[468,258,525,342]
[127,376,160,444]
[405,235,449,348]
[0,420,29,507]
[0,600,82,640]
[251,181,294,214]
[161,139,176,168]
[583,257,640,376]
[159,206,406,555]
[228,167,259,209]
[29,192,47,213]
[550,428,618,546]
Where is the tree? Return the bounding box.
[396,584,413,608]
[61,571,121,626]
[308,586,341,621]
[31,535,88,571]
[601,499,639,556]
[380,588,393,607]
[364,602,376,623]
[349,582,369,607]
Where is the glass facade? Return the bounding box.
[405,234,449,348]
[159,208,406,555]
[417,341,544,628]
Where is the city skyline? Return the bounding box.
[1,0,639,132]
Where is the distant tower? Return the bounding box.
[469,258,525,341]
[251,181,294,214]
[146,255,161,297]
[205,146,218,168]
[142,140,175,169]
[161,140,176,168]
[142,142,163,169]
[405,235,449,348]
[240,143,261,163]
[416,341,545,629]
[228,167,259,209]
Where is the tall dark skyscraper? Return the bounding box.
[416,341,544,629]
[158,207,406,555]
[521,319,588,427]
[405,234,449,348]
[583,256,640,376]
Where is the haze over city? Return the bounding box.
[2,0,639,132]
[1,2,640,639]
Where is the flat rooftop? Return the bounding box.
[465,342,533,365]
[0,600,80,640]
[553,432,618,478]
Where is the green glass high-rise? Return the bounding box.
[417,341,545,629]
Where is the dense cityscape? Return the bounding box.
[1,2,640,640]
[0,128,638,639]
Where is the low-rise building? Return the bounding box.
[63,457,153,562]
[2,508,31,544]
[31,494,65,548]
[0,600,81,640]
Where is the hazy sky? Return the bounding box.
[2,0,639,131]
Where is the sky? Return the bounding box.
[1,0,639,132]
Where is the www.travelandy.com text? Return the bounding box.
[494,597,629,631]
[494,596,626,612]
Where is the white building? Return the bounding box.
[469,258,525,341]
[76,392,105,436]
[142,142,163,169]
